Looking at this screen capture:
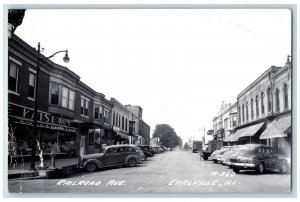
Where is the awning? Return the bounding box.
[238,122,265,138]
[224,132,240,142]
[113,130,129,139]
[260,115,291,139]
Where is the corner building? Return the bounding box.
[232,58,291,155]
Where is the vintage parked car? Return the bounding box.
[211,146,232,163]
[152,146,164,154]
[80,145,145,172]
[138,145,154,157]
[220,145,241,165]
[228,144,290,174]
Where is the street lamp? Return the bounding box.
[30,42,70,170]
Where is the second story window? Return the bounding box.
[238,106,241,124]
[61,86,75,110]
[125,118,128,131]
[50,83,59,105]
[94,106,99,119]
[241,105,245,123]
[267,87,272,112]
[81,97,89,116]
[283,83,288,110]
[230,116,237,127]
[246,102,249,121]
[261,92,265,115]
[8,61,19,93]
[28,71,36,99]
[256,95,259,118]
[250,99,254,119]
[104,110,109,124]
[276,88,280,112]
[122,116,124,130]
[113,112,115,125]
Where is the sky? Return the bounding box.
[14,9,291,144]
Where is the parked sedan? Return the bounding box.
[80,145,145,172]
[138,145,154,157]
[220,145,241,165]
[211,146,232,163]
[228,144,290,174]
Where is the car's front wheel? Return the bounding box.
[279,161,288,173]
[128,158,137,167]
[233,168,240,173]
[86,162,97,172]
[256,163,265,174]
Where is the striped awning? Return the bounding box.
[238,122,265,138]
[260,115,291,139]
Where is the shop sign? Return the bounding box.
[8,103,77,132]
[207,130,214,135]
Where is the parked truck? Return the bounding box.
[201,140,223,160]
[192,140,203,153]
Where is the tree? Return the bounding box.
[183,142,189,150]
[152,124,181,148]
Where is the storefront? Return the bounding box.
[260,115,291,155]
[8,103,79,157]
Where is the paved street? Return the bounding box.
[8,150,291,193]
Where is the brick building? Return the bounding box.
[231,57,291,155]
[8,34,150,158]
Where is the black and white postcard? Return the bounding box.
[5,5,295,196]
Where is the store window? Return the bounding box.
[28,71,36,99]
[81,96,89,116]
[8,61,19,92]
[283,83,288,110]
[276,88,280,112]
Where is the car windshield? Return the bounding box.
[135,147,143,152]
[235,145,258,155]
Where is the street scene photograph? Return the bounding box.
[5,7,293,195]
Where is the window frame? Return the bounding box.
[27,69,36,100]
[8,57,21,94]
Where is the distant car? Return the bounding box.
[138,145,154,157]
[228,144,290,174]
[211,146,232,163]
[153,146,164,154]
[80,145,145,172]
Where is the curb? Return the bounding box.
[8,164,82,180]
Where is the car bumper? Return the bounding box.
[230,162,256,169]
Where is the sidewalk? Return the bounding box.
[8,157,80,179]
